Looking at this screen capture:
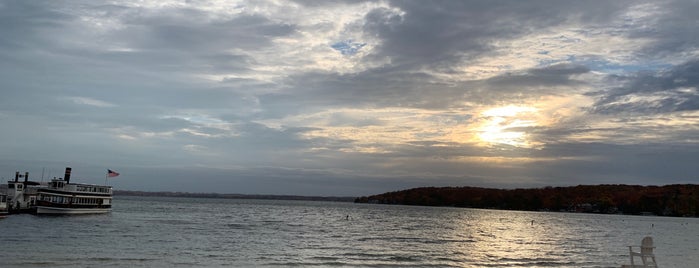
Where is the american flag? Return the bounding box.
[107,169,120,177]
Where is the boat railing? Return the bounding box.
[47,181,112,195]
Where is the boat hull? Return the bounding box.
[36,206,111,215]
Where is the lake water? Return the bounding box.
[1,196,698,267]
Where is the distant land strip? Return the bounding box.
[114,190,356,202]
[355,184,699,217]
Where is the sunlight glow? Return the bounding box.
[478,106,539,148]
[264,96,591,154]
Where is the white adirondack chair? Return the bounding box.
[628,236,657,267]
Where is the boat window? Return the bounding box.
[8,184,14,189]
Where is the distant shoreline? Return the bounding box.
[114,190,356,202]
[355,184,699,217]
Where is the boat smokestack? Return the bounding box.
[24,172,28,182]
[15,171,19,182]
[64,167,72,184]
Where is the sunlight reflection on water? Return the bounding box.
[1,196,698,267]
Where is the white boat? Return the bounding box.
[34,167,112,214]
[5,171,42,214]
[5,167,113,215]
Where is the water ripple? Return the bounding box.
[1,196,698,267]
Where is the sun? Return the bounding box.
[477,105,538,148]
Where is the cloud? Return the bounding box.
[64,97,117,107]
[1,0,698,195]
[363,1,629,70]
[484,64,591,93]
[627,1,699,62]
[117,12,294,52]
[591,59,699,114]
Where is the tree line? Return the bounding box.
[355,184,699,217]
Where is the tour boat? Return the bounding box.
[5,167,113,215]
[4,171,42,214]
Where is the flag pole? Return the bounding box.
[105,172,108,186]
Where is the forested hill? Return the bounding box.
[355,184,699,217]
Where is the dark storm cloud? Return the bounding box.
[591,59,699,114]
[364,0,629,70]
[485,64,590,92]
[629,0,699,60]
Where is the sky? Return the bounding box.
[1,0,698,196]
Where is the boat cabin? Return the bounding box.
[46,179,112,195]
[5,171,43,213]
